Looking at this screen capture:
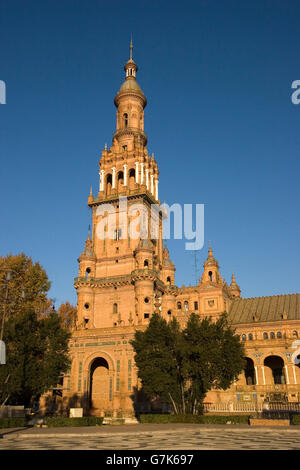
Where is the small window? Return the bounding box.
[167,310,172,315]
[84,303,89,310]
[235,334,240,340]
[113,303,118,314]
[85,268,91,280]
[263,332,268,340]
[242,334,246,341]
[270,332,275,339]
[277,331,282,339]
[177,302,182,310]
[123,113,128,128]
[184,301,189,312]
[144,297,149,304]
[166,276,171,284]
[144,259,149,267]
[194,301,198,310]
[208,271,213,282]
[248,333,253,341]
[144,313,149,319]
[293,330,298,338]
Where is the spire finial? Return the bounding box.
[130,36,133,60]
[90,186,93,196]
[208,240,212,255]
[88,224,91,239]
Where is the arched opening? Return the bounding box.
[184,301,189,312]
[89,357,110,410]
[248,333,253,341]
[177,302,182,310]
[264,356,286,385]
[113,303,118,314]
[263,332,268,340]
[166,276,171,285]
[144,259,149,267]
[129,168,135,190]
[270,332,275,339]
[242,334,246,341]
[85,267,91,280]
[244,357,256,385]
[106,173,112,196]
[208,271,213,282]
[117,171,124,192]
[123,113,128,128]
[277,331,282,339]
[293,330,298,338]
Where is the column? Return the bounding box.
[255,366,259,385]
[112,167,116,189]
[293,365,297,384]
[155,178,158,200]
[135,162,139,184]
[285,365,290,385]
[123,164,127,186]
[262,365,266,385]
[100,169,105,192]
[145,169,149,190]
[140,163,144,184]
[150,174,154,195]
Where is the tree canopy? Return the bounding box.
[0,310,71,407]
[131,313,245,415]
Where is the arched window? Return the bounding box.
[106,173,112,195]
[208,271,213,282]
[277,331,282,339]
[244,357,256,385]
[144,259,149,267]
[85,268,91,280]
[194,301,198,310]
[248,333,253,341]
[113,303,118,314]
[242,334,246,341]
[117,171,124,191]
[184,301,189,312]
[166,276,171,285]
[263,332,268,340]
[129,168,135,189]
[264,356,286,385]
[270,332,275,339]
[177,302,182,310]
[293,330,298,338]
[123,113,128,128]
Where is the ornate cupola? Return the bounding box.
[113,40,147,147]
[229,272,241,298]
[200,242,223,285]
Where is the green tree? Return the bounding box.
[131,313,245,415]
[0,310,71,407]
[0,253,51,322]
[57,302,77,330]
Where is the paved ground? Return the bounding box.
[1,424,300,450]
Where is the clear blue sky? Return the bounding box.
[1,0,299,307]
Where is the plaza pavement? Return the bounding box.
[1,423,300,450]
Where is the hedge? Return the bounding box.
[44,416,104,427]
[292,415,300,425]
[0,417,28,429]
[138,414,250,425]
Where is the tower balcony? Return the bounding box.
[113,127,147,146]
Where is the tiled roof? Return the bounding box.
[228,294,300,324]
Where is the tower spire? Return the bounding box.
[130,36,133,60]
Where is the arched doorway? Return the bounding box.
[244,357,256,385]
[264,356,286,385]
[89,357,110,410]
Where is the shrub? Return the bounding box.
[292,415,300,425]
[138,414,250,425]
[0,417,28,428]
[44,416,103,427]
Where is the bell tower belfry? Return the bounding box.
[75,43,165,330]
